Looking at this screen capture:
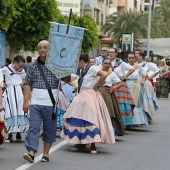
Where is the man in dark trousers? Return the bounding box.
[23,40,70,163]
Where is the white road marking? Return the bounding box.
[15,140,67,170]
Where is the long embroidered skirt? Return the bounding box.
[0,115,5,145]
[156,77,169,98]
[141,79,158,114]
[126,80,152,125]
[113,82,135,126]
[2,85,29,133]
[98,86,125,136]
[61,89,115,144]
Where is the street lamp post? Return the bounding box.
[81,0,84,16]
[147,0,152,56]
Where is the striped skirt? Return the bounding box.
[126,80,152,125]
[61,89,115,144]
[2,85,29,133]
[113,82,135,126]
[98,86,125,136]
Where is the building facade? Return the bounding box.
[141,0,163,13]
[56,0,81,16]
[82,0,110,32]
[109,0,142,14]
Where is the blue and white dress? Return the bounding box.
[1,64,29,134]
[126,64,152,125]
[138,61,159,115]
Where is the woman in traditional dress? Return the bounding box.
[136,52,159,115]
[57,90,69,129]
[156,59,169,98]
[61,82,74,104]
[0,69,5,145]
[61,53,115,154]
[108,48,135,127]
[126,52,152,126]
[1,55,29,142]
[98,58,125,136]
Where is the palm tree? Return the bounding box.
[101,9,148,40]
[102,4,170,40]
[154,0,170,37]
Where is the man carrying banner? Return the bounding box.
[23,40,70,163]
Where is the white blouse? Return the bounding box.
[1,64,26,86]
[126,64,146,80]
[112,60,133,78]
[81,65,100,89]
[148,70,159,82]
[95,56,104,66]
[103,72,121,87]
[138,61,159,73]
[0,69,4,87]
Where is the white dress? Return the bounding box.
[137,61,159,114]
[1,64,29,134]
[61,65,115,144]
[126,65,151,125]
[0,69,4,120]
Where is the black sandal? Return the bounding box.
[41,156,49,162]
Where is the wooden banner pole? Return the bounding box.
[52,9,73,121]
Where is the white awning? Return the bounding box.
[137,38,170,56]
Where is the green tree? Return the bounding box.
[78,15,99,52]
[57,14,68,25]
[0,0,16,32]
[6,0,60,58]
[57,13,99,53]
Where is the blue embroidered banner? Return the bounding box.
[0,31,6,67]
[46,22,84,78]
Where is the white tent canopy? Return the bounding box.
[137,38,170,56]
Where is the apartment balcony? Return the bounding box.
[110,0,125,7]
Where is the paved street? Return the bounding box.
[0,98,170,170]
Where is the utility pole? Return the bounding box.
[81,0,84,16]
[147,0,152,56]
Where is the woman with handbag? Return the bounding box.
[156,59,169,98]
